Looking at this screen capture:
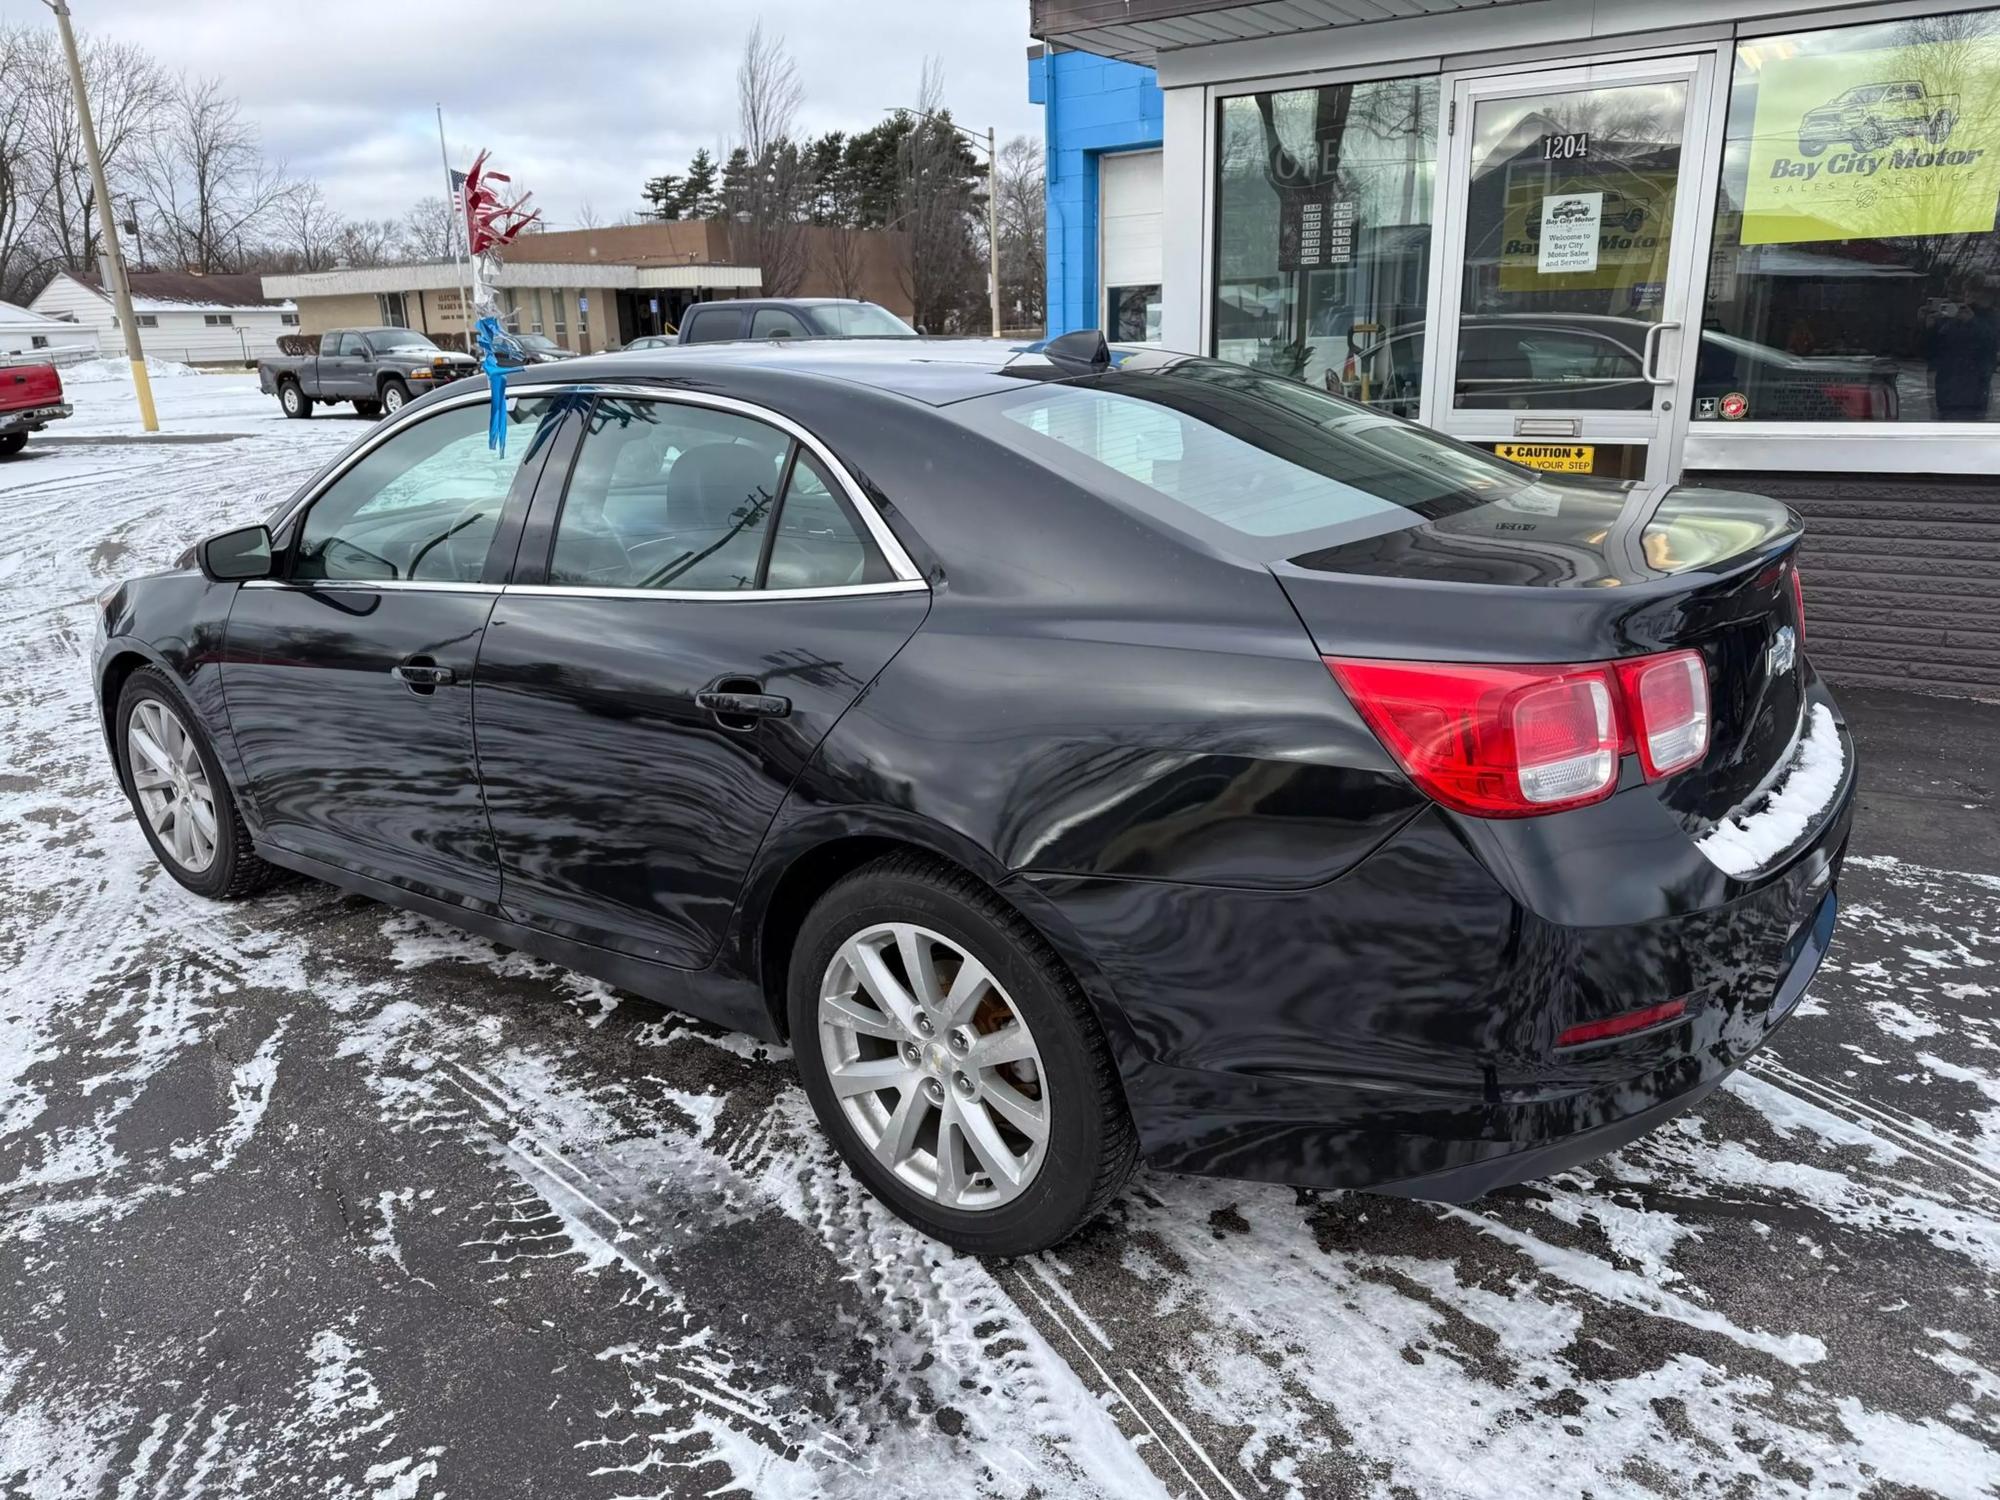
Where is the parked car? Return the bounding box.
[505,333,575,364]
[258,328,478,419]
[1799,79,1958,155]
[0,361,70,456]
[672,298,919,346]
[619,332,677,353]
[1348,314,1900,421]
[94,337,1850,1255]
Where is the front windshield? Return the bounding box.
[519,335,558,352]
[373,332,438,353]
[956,357,1548,554]
[809,303,917,337]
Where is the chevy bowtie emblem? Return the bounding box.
[1768,625,1798,677]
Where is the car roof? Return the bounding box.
[689,297,881,310]
[510,336,1146,406]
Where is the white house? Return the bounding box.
[0,300,100,361]
[29,269,298,366]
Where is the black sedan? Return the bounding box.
[91,336,1854,1255]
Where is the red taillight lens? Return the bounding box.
[1789,566,1806,647]
[1328,647,1713,817]
[1819,382,1879,421]
[1325,659,1621,816]
[1614,649,1709,780]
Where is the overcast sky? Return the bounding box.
[0,0,1044,228]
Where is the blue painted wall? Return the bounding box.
[1028,49,1163,337]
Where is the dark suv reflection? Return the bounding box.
[1350,314,1899,421]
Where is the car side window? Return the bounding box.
[751,308,810,340]
[333,332,358,356]
[765,451,892,589]
[683,309,740,344]
[548,398,788,592]
[292,398,555,583]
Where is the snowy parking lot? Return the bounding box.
[3,371,1999,1498]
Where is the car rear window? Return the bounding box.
[809,304,917,337]
[956,360,1541,549]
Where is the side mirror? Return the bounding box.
[197,523,274,582]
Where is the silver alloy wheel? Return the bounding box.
[818,922,1050,1211]
[382,384,405,413]
[126,698,218,873]
[281,382,301,414]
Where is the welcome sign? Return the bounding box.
[1742,38,2000,245]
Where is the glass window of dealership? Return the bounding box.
[1210,5,2000,483]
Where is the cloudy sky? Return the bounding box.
[0,0,1044,228]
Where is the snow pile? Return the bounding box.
[59,355,200,384]
[1696,703,1845,877]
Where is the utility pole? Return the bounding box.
[43,0,156,432]
[987,126,1000,337]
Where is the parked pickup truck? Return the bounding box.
[257,327,478,419]
[619,297,920,351]
[0,362,71,457]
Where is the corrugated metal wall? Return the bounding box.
[1687,471,2000,698]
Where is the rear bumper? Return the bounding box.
[1020,688,1855,1199]
[0,402,71,434]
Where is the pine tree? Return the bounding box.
[681,149,721,219]
[641,172,683,220]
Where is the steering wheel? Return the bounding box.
[409,501,498,581]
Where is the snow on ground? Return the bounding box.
[47,365,380,439]
[2,393,1998,1497]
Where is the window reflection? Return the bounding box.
[1706,10,2000,422]
[1214,78,1438,406]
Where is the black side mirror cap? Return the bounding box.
[197,523,274,582]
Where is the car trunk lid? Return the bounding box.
[1271,480,1809,826]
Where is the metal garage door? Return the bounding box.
[1099,150,1163,343]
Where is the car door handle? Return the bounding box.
[391,662,455,689]
[695,689,790,721]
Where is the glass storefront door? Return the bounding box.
[1424,57,1720,482]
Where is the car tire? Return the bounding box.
[355,399,383,419]
[788,853,1137,1256]
[379,379,411,416]
[279,379,312,419]
[115,667,279,901]
[0,431,26,457]
[1798,138,1827,157]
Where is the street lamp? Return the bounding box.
[40,0,157,432]
[889,107,1001,338]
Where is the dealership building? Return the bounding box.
[1030,0,2000,695]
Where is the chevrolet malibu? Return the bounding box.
[92,337,1854,1255]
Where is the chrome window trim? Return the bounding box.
[240,578,503,594]
[502,579,928,603]
[266,380,926,587]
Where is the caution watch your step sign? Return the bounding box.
[1494,442,1595,473]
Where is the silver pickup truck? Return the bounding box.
[257,327,478,420]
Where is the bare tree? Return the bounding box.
[13,28,169,278]
[816,222,869,299]
[332,217,401,269]
[136,74,289,272]
[995,135,1045,330]
[727,21,810,297]
[401,195,458,262]
[0,26,47,304]
[269,178,341,272]
[896,59,981,332]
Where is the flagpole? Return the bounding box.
[436,104,474,344]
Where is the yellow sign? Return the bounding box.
[1498,168,1677,293]
[1742,39,2000,245]
[1495,442,1594,473]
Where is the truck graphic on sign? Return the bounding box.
[1798,80,1959,156]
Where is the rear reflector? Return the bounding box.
[1790,565,1807,647]
[1327,648,1712,818]
[1615,650,1709,780]
[1555,997,1688,1049]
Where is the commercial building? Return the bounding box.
[262,221,914,353]
[1030,0,2000,695]
[29,270,297,365]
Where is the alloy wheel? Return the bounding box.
[383,385,406,413]
[817,922,1050,1211]
[126,698,218,873]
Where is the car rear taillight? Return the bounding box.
[1327,648,1713,818]
[1789,565,1806,647]
[1613,649,1709,780]
[1555,997,1688,1049]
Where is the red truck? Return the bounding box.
[1,362,71,457]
